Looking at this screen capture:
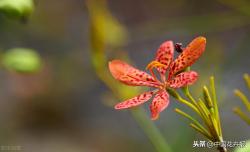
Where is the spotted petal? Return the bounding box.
[150,90,169,120]
[109,60,160,87]
[115,91,154,109]
[169,36,206,77]
[168,71,198,88]
[155,41,174,74]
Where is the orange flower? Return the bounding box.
[109,36,206,120]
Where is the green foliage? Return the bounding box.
[234,140,250,152]
[172,76,227,151]
[233,74,250,125]
[2,48,42,73]
[0,0,34,19]
[88,0,127,49]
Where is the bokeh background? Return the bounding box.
[0,0,249,152]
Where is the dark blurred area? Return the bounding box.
[0,0,249,152]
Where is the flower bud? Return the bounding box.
[203,86,213,109]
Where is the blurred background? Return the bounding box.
[0,0,249,152]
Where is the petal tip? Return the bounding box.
[192,36,206,48]
[197,36,206,43]
[196,36,206,50]
[151,114,159,120]
[114,104,122,109]
[190,71,198,77]
[108,59,127,79]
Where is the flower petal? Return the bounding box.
[109,60,160,87]
[169,36,206,77]
[114,91,154,109]
[150,90,169,120]
[168,71,198,88]
[155,41,174,74]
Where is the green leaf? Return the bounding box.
[203,85,213,109]
[234,89,250,111]
[0,0,34,19]
[2,48,42,73]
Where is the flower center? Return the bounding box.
[146,60,168,89]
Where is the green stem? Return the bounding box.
[167,88,201,116]
[217,0,250,17]
[177,97,201,117]
[210,76,222,137]
[175,108,212,140]
[243,74,250,91]
[233,107,250,125]
[234,89,250,111]
[182,86,197,106]
[189,123,212,140]
[131,108,173,152]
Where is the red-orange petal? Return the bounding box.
[155,41,174,75]
[109,60,160,87]
[114,91,154,109]
[150,90,169,120]
[168,71,198,88]
[169,36,206,77]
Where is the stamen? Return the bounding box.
[146,60,166,85]
[149,68,158,82]
[146,60,166,70]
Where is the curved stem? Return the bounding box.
[177,97,201,116]
[233,107,250,125]
[167,88,201,116]
[234,89,250,111]
[131,108,173,152]
[175,108,212,140]
[243,73,250,91]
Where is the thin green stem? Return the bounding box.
[179,87,217,141]
[210,76,222,137]
[234,89,250,111]
[243,74,250,91]
[217,0,250,17]
[175,108,212,140]
[208,113,220,139]
[196,100,216,139]
[178,97,200,116]
[189,123,212,140]
[167,88,201,117]
[183,86,198,106]
[177,98,200,115]
[233,107,250,125]
[131,108,173,152]
[203,86,214,109]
